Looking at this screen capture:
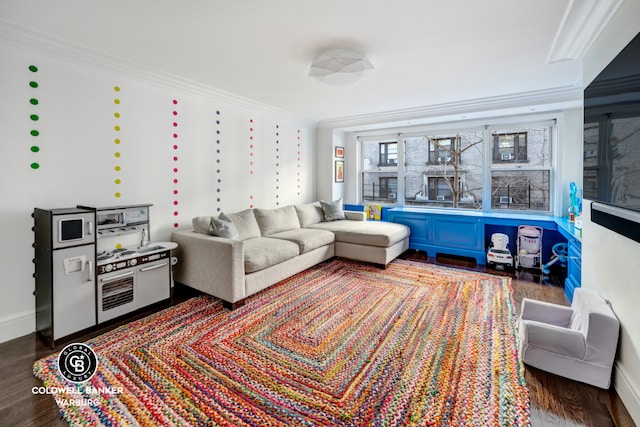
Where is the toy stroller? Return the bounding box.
[515,225,543,271]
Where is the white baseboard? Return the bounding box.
[0,309,34,344]
[615,362,640,424]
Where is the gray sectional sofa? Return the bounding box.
[171,202,410,308]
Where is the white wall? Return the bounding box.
[582,0,640,422]
[0,39,316,343]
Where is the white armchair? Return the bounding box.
[518,288,619,388]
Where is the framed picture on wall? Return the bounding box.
[335,146,344,158]
[335,160,344,182]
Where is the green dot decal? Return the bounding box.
[28,65,41,171]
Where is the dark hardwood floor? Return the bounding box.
[0,252,635,426]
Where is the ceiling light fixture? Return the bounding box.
[309,48,374,85]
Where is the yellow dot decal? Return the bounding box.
[115,192,121,198]
[115,165,121,171]
[115,152,121,158]
[114,99,120,105]
[115,243,122,249]
[115,179,121,184]
[114,125,120,131]
[114,138,121,144]
[114,86,120,92]
[114,112,120,118]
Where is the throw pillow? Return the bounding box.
[320,198,346,221]
[211,213,240,239]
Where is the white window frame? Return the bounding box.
[356,116,557,215]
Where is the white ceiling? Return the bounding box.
[0,0,606,122]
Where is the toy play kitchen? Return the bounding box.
[33,204,176,347]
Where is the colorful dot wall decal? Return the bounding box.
[28,64,40,170]
[298,129,303,196]
[171,100,180,227]
[113,86,122,198]
[249,118,254,208]
[275,124,280,205]
[215,110,222,212]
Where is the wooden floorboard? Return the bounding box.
[0,251,635,426]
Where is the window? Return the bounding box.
[358,119,555,213]
[428,137,458,164]
[428,177,454,200]
[490,126,551,211]
[493,132,527,162]
[361,138,398,203]
[379,177,398,199]
[404,131,483,209]
[379,142,397,165]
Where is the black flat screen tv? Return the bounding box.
[584,31,640,243]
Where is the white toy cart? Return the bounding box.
[515,225,543,272]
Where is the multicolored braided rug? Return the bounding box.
[34,259,530,426]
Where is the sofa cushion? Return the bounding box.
[211,213,240,239]
[308,220,410,247]
[225,209,261,241]
[243,237,299,273]
[320,198,346,221]
[192,216,213,235]
[295,202,324,227]
[268,228,335,254]
[254,205,300,236]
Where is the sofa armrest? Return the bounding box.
[520,298,573,327]
[521,320,586,359]
[171,230,246,303]
[344,210,367,221]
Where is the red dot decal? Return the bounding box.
[171,100,181,225]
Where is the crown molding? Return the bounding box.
[0,20,316,125]
[318,86,583,131]
[546,0,624,63]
